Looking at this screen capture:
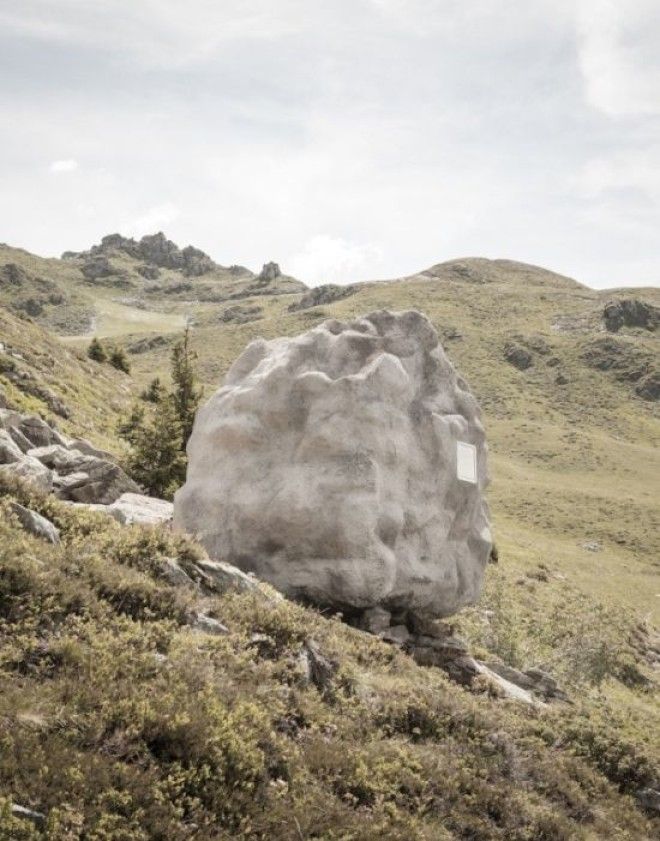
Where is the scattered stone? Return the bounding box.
[219,305,263,324]
[193,556,260,596]
[127,334,170,354]
[9,501,60,544]
[603,298,658,333]
[380,624,411,645]
[555,372,569,385]
[408,613,454,638]
[160,557,198,589]
[10,804,46,827]
[473,661,538,705]
[188,612,229,635]
[175,310,492,619]
[504,342,533,370]
[581,540,602,552]
[359,606,391,635]
[635,371,660,402]
[288,283,358,312]
[580,336,651,383]
[107,492,173,525]
[636,788,660,815]
[302,639,337,693]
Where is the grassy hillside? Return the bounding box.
[0,475,657,839]
[0,307,132,451]
[0,234,305,339]
[0,244,658,837]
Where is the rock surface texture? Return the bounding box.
[175,310,492,618]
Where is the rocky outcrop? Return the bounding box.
[603,298,658,333]
[0,408,138,504]
[72,232,217,277]
[288,283,358,312]
[258,261,281,283]
[580,337,655,385]
[175,309,492,619]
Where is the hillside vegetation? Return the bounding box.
[0,238,658,838]
[0,474,658,840]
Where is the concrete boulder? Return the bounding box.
[175,310,491,618]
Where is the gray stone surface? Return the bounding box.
[0,429,23,463]
[1,455,53,491]
[188,612,229,635]
[107,492,173,525]
[9,501,60,544]
[175,309,491,617]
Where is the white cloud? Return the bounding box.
[127,202,180,238]
[575,149,660,197]
[576,0,660,116]
[0,0,307,66]
[49,158,78,173]
[287,236,384,286]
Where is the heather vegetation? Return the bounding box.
[0,243,658,838]
[0,473,657,839]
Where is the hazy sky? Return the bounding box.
[1,1,659,288]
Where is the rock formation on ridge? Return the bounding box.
[174,310,492,619]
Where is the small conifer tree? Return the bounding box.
[109,346,131,374]
[141,377,164,403]
[122,396,185,499]
[87,337,107,363]
[117,327,201,498]
[170,326,202,443]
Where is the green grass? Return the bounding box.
[0,249,658,837]
[0,473,657,840]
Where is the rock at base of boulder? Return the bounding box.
[107,493,173,525]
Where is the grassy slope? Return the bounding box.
[0,243,305,339]
[0,476,657,840]
[0,307,134,451]
[0,251,658,837]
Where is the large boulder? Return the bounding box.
[175,310,491,618]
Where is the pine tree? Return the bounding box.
[170,326,202,445]
[117,403,145,448]
[141,377,164,403]
[110,346,131,374]
[122,396,186,500]
[117,327,202,499]
[87,337,107,363]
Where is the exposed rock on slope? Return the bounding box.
[603,298,659,333]
[175,310,492,618]
[288,283,358,312]
[66,232,217,277]
[0,408,138,503]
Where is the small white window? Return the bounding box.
[456,441,477,484]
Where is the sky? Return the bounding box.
[0,1,659,289]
